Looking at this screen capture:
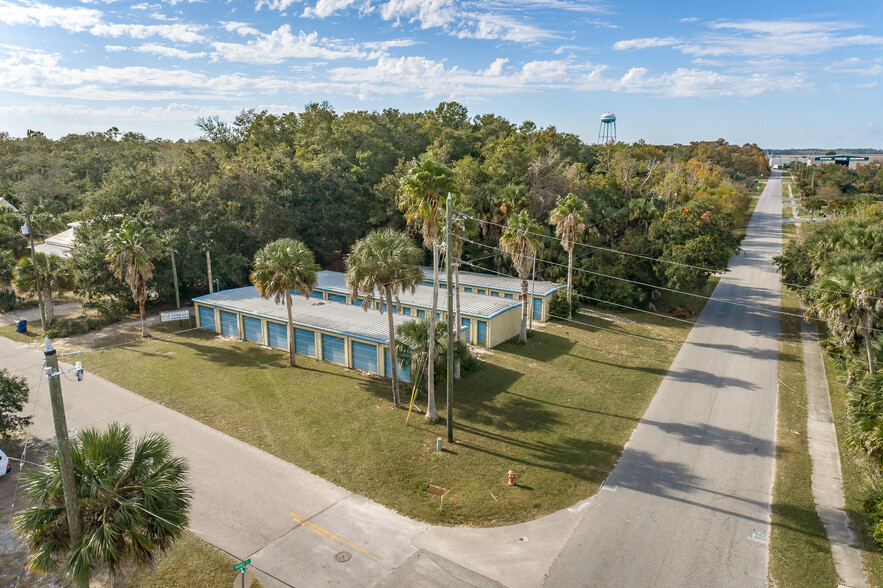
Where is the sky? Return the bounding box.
[0,0,881,148]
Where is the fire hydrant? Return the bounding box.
[508,470,516,486]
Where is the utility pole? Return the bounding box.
[445,193,454,444]
[43,337,82,549]
[206,249,214,294]
[529,256,537,331]
[22,214,47,331]
[170,249,181,309]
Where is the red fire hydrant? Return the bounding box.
[508,470,516,486]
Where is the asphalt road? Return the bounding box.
[544,173,783,587]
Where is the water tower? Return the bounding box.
[598,112,616,144]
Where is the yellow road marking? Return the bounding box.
[290,512,384,564]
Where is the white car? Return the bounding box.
[0,448,10,477]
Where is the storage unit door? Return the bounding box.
[310,291,324,300]
[401,307,411,316]
[243,316,262,343]
[491,291,499,297]
[351,341,378,373]
[352,298,363,306]
[322,334,346,365]
[384,349,411,381]
[477,320,487,345]
[220,311,239,337]
[295,328,316,357]
[198,306,216,331]
[417,309,426,318]
[504,293,514,299]
[533,297,543,320]
[461,317,471,341]
[327,293,347,303]
[267,322,288,350]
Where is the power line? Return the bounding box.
[455,235,883,336]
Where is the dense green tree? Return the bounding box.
[346,229,423,407]
[0,368,31,438]
[13,423,191,587]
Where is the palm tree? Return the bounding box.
[346,229,423,408]
[450,206,478,377]
[13,252,74,323]
[250,238,319,368]
[12,422,192,588]
[397,154,459,422]
[500,210,544,342]
[105,219,162,338]
[810,260,883,375]
[396,318,458,395]
[549,193,589,319]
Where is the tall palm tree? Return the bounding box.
[105,219,162,338]
[12,422,192,588]
[810,260,883,375]
[13,252,75,323]
[250,238,319,368]
[346,229,423,408]
[397,154,459,422]
[500,210,544,342]
[396,318,454,395]
[450,206,478,377]
[549,193,589,319]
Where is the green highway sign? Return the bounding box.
[815,156,870,162]
[233,559,251,571]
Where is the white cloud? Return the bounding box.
[221,21,261,36]
[211,25,365,64]
[456,11,554,42]
[380,0,456,28]
[616,66,809,98]
[105,44,127,52]
[613,36,680,50]
[303,0,373,18]
[255,0,301,10]
[89,22,205,43]
[135,43,207,59]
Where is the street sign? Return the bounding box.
[814,156,870,162]
[233,558,251,571]
[160,309,190,322]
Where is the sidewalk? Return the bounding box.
[0,334,585,587]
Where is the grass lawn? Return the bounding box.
[825,354,883,586]
[767,279,838,587]
[79,307,694,527]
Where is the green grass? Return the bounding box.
[824,354,883,586]
[80,311,693,526]
[783,206,793,218]
[768,282,839,587]
[126,532,264,588]
[0,321,45,343]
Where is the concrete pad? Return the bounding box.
[375,551,504,588]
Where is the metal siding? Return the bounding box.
[243,316,262,343]
[322,334,346,365]
[267,322,288,350]
[295,328,316,357]
[352,341,378,373]
[477,320,487,344]
[220,311,239,337]
[198,306,216,331]
[327,293,347,303]
[533,297,543,320]
[384,348,411,382]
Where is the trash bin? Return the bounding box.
[16,319,26,333]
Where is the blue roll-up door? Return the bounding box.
[328,293,346,303]
[243,316,262,343]
[295,328,316,357]
[352,298,363,306]
[504,293,514,299]
[533,297,543,320]
[401,307,411,316]
[198,306,216,331]
[464,287,472,293]
[476,289,486,295]
[384,348,411,381]
[220,311,239,337]
[491,291,499,297]
[461,317,471,340]
[477,320,487,345]
[352,341,378,373]
[423,281,433,287]
[322,334,346,365]
[310,291,324,300]
[417,309,425,318]
[267,322,288,350]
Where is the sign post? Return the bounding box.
[160,309,190,322]
[233,559,251,588]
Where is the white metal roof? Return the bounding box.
[34,224,79,259]
[194,286,414,344]
[419,267,562,296]
[316,270,522,318]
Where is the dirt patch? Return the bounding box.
[667,305,696,320]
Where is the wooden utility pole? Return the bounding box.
[43,338,82,548]
[445,193,454,444]
[206,249,214,293]
[170,249,181,309]
[23,214,47,330]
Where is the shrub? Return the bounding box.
[0,290,16,312]
[548,291,580,319]
[864,484,883,547]
[82,298,129,321]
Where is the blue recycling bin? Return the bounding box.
[16,319,26,333]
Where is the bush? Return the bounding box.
[82,298,129,321]
[548,291,580,319]
[46,315,106,338]
[864,484,883,548]
[0,290,16,312]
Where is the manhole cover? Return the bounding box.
[335,551,352,563]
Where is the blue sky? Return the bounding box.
[0,0,881,147]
